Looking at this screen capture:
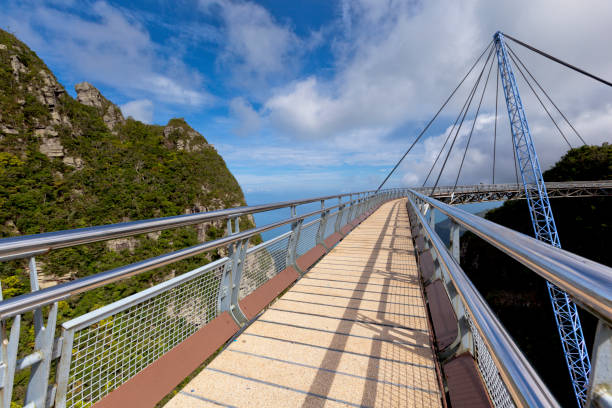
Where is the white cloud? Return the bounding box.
[0,1,211,108]
[229,97,262,136]
[252,0,612,189]
[199,0,300,87]
[120,99,154,123]
[4,0,610,193]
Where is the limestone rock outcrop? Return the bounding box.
[75,82,125,130]
[162,118,214,152]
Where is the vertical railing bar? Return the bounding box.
[53,327,74,408]
[1,314,20,408]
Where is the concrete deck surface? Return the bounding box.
[166,199,442,408]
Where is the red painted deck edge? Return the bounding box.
[444,353,493,408]
[425,279,458,351]
[296,244,327,271]
[324,232,343,248]
[340,224,353,235]
[239,266,300,319]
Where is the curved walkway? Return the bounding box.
[167,199,442,407]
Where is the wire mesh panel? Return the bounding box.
[468,316,516,408]
[239,232,291,300]
[323,212,339,238]
[63,261,227,408]
[296,219,320,257]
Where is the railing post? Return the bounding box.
[286,205,304,272]
[218,217,248,325]
[316,200,327,246]
[334,198,343,233]
[407,199,473,361]
[54,327,75,408]
[428,206,436,230]
[356,194,364,219]
[0,284,20,408]
[24,257,58,408]
[346,194,355,224]
[450,221,460,262]
[586,320,612,407]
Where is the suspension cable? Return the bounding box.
[453,54,496,191]
[504,33,612,87]
[422,65,484,187]
[431,47,495,195]
[507,44,587,145]
[493,63,499,184]
[376,40,493,191]
[508,51,573,149]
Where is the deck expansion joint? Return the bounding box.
[268,307,429,332]
[241,332,436,369]
[277,298,427,318]
[287,290,425,306]
[205,367,370,408]
[293,283,423,297]
[255,319,431,348]
[228,349,439,394]
[179,392,238,407]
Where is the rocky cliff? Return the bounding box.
[0,29,256,299]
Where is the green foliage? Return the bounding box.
[543,143,611,181]
[460,143,610,405]
[0,28,258,404]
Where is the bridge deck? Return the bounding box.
[167,199,442,407]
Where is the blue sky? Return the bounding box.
[2,0,611,203]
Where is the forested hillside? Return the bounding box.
[460,143,611,405]
[0,28,258,400]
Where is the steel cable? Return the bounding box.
[507,44,587,145]
[376,40,493,191]
[431,46,495,195]
[507,51,573,149]
[504,33,612,88]
[453,55,496,192]
[422,65,485,187]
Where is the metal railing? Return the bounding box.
[0,188,402,408]
[413,180,612,204]
[406,189,612,408]
[1,186,609,408]
[411,190,611,324]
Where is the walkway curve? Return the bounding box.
[167,199,442,408]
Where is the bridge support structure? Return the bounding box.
[494,31,591,407]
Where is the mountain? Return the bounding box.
[460,143,611,405]
[0,28,257,305]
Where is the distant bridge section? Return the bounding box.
[414,180,612,204]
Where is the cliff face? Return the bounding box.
[0,29,255,296]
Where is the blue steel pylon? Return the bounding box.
[493,32,591,407]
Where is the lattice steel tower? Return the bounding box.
[493,31,591,407]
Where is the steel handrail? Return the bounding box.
[0,189,385,261]
[410,189,612,324]
[413,180,612,196]
[0,198,369,319]
[406,194,560,407]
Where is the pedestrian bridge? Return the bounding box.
[167,199,442,408]
[0,188,609,408]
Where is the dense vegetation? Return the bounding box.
[461,143,611,405]
[0,29,257,405]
